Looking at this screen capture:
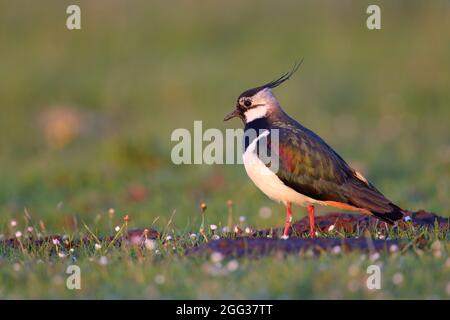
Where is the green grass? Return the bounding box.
[0,221,449,299]
[0,0,449,299]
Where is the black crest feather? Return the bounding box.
[238,59,303,99]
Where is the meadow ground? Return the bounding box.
[0,1,449,299]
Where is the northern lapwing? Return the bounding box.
[224,63,404,238]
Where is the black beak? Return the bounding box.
[223,108,241,121]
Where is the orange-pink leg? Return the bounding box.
[308,205,316,238]
[283,202,293,237]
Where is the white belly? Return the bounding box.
[243,130,323,207]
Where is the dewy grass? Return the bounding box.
[0,208,448,299]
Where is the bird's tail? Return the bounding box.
[370,203,404,225]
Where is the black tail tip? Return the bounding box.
[372,204,404,224]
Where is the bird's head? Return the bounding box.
[224,61,302,124]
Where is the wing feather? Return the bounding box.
[265,119,402,222]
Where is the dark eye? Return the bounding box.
[243,99,252,107]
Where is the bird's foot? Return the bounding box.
[283,202,293,238]
[308,205,316,239]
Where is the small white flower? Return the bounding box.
[58,252,67,258]
[210,252,224,263]
[211,234,220,240]
[94,243,102,250]
[52,238,60,245]
[370,252,380,261]
[15,231,22,238]
[189,233,197,240]
[280,235,289,240]
[392,272,404,286]
[144,239,157,251]
[245,227,252,234]
[239,216,246,223]
[115,226,121,232]
[154,274,165,285]
[165,235,172,241]
[69,248,75,253]
[155,249,161,255]
[389,244,399,253]
[403,216,412,222]
[27,226,34,233]
[99,256,108,265]
[332,245,341,255]
[210,224,218,231]
[328,224,335,232]
[222,226,230,233]
[226,259,239,272]
[10,220,17,228]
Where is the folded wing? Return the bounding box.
[267,122,403,223]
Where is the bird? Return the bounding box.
[224,62,404,238]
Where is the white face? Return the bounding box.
[243,105,270,123]
[238,88,279,123]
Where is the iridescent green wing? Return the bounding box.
[270,121,400,220]
[271,122,351,202]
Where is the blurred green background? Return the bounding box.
[0,0,449,232]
